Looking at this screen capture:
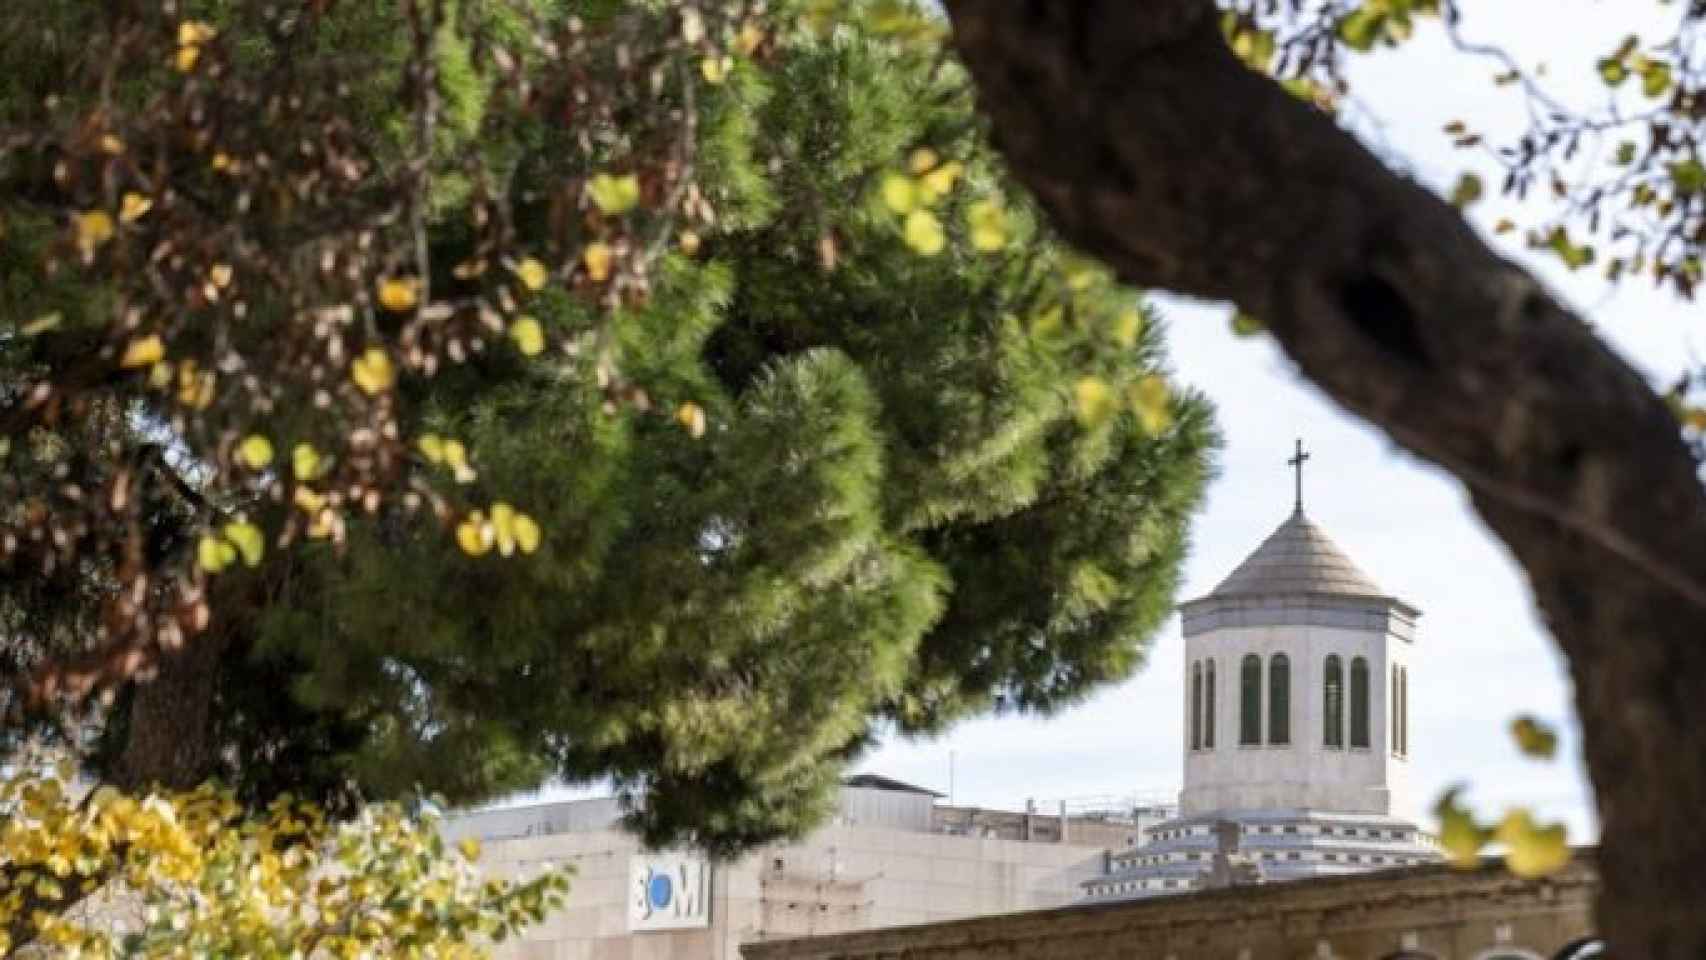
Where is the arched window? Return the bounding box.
[1552,938,1605,960]
[1392,663,1401,755]
[1190,661,1202,751]
[1239,654,1262,745]
[1400,665,1410,756]
[1323,655,1344,748]
[1204,659,1216,749]
[1350,657,1370,748]
[1268,654,1290,745]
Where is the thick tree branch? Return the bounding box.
[943,1,1706,955]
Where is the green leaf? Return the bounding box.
[1670,159,1706,195]
[1338,8,1386,51]
[1641,62,1673,98]
[1449,172,1484,208]
[588,173,641,215]
[1510,714,1558,759]
[1597,57,1628,87]
[1230,311,1264,337]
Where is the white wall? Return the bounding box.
[475,824,1108,960]
[1180,622,1414,815]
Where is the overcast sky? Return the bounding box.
[853,0,1702,842]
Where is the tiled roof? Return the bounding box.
[1209,511,1387,600]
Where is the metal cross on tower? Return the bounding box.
[1287,438,1311,514]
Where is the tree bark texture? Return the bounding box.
[942,2,1706,955]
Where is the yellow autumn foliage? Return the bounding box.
[0,762,569,957]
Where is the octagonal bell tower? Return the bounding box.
[1086,442,1439,901]
[1177,502,1418,816]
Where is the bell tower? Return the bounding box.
[1085,442,1439,901]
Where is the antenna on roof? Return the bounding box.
[1286,438,1311,515]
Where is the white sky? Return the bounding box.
[854,0,1703,842]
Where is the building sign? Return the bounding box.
[628,854,710,931]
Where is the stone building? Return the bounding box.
[742,853,1603,960]
[445,777,1140,959]
[1087,466,1441,899]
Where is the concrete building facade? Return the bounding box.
[446,778,1134,959]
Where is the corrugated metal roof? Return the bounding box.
[1209,511,1387,600]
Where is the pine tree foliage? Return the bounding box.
[2,0,1215,856]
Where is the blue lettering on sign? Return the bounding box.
[648,871,673,910]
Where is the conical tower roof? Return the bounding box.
[1208,509,1388,600]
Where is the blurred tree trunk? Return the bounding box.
[942,2,1706,955]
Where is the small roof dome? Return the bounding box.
[1207,510,1388,600]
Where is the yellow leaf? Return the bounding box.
[147,361,173,390]
[376,277,419,312]
[588,174,641,216]
[918,161,963,203]
[908,148,939,175]
[307,508,337,539]
[1231,311,1265,337]
[75,210,115,255]
[1495,809,1570,878]
[491,501,518,557]
[177,361,216,409]
[174,44,202,73]
[99,134,125,155]
[512,514,542,555]
[880,174,917,215]
[120,334,166,370]
[294,485,326,514]
[211,151,232,172]
[21,313,63,337]
[679,230,702,256]
[455,514,492,557]
[291,443,321,482]
[510,316,546,357]
[1129,375,1172,436]
[197,534,235,574]
[120,192,153,224]
[442,439,468,470]
[1510,715,1559,760]
[1433,788,1490,868]
[237,435,274,471]
[1114,307,1144,348]
[701,55,731,84]
[676,401,707,438]
[903,209,945,256]
[966,200,1007,252]
[1073,377,1114,427]
[584,242,614,283]
[458,838,481,861]
[350,348,394,395]
[514,257,550,292]
[178,20,217,46]
[735,23,765,56]
[418,434,446,464]
[209,263,233,289]
[223,521,265,568]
